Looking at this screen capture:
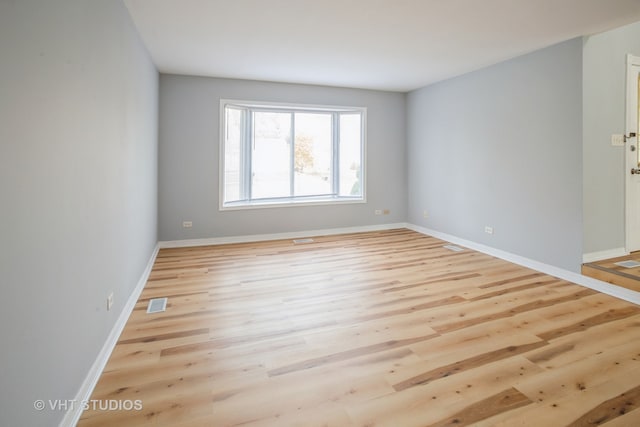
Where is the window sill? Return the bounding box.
[220,196,366,211]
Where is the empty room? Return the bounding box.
[5,0,640,426]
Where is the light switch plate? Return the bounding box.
[611,134,625,146]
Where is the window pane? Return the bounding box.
[252,111,291,199]
[339,113,362,197]
[294,113,332,197]
[224,106,242,203]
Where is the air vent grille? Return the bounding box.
[614,260,640,268]
[147,297,167,314]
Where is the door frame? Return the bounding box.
[625,54,640,253]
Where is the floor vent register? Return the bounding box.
[147,297,168,314]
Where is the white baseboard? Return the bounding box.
[158,223,408,249]
[582,247,628,263]
[406,224,640,306]
[60,243,160,427]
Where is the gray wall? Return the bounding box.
[158,75,406,241]
[583,21,640,254]
[0,1,158,426]
[407,38,583,272]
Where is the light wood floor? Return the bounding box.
[583,253,640,293]
[79,229,640,426]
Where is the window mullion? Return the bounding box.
[245,109,253,201]
[290,113,295,197]
[332,112,339,196]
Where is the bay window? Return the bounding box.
[220,100,366,209]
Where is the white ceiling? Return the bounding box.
[124,0,640,92]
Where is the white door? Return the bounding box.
[625,54,640,252]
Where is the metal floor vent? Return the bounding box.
[614,260,640,268]
[293,238,315,244]
[147,297,168,314]
[443,244,464,252]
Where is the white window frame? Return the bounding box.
[219,99,367,210]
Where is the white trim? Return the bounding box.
[625,54,640,253]
[220,197,366,211]
[159,223,407,249]
[582,248,628,263]
[220,98,367,112]
[60,244,160,427]
[406,224,640,306]
[628,53,640,67]
[219,98,226,212]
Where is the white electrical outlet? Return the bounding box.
[182,221,192,228]
[423,210,429,219]
[484,226,494,235]
[374,209,382,215]
[107,292,114,311]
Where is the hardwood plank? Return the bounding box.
[427,387,532,427]
[117,328,210,345]
[431,288,597,334]
[392,341,547,392]
[483,364,640,427]
[536,305,640,342]
[493,342,640,426]
[565,384,640,426]
[347,355,544,427]
[268,332,439,377]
